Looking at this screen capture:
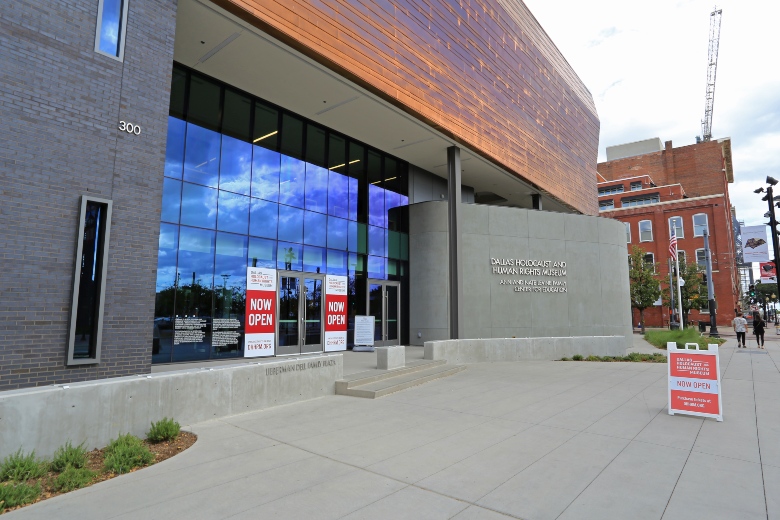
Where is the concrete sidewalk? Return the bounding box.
[8,336,780,520]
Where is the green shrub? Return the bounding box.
[52,466,96,492]
[103,434,154,475]
[572,354,583,361]
[586,355,600,361]
[147,418,181,443]
[644,328,724,350]
[50,442,88,473]
[0,482,41,512]
[560,357,571,361]
[0,450,47,483]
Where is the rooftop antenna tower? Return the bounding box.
[699,6,722,142]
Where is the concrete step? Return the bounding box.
[336,363,466,399]
[336,359,447,392]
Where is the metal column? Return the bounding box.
[447,146,463,339]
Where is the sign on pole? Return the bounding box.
[667,342,722,421]
[244,267,276,357]
[324,275,348,352]
[742,226,770,263]
[353,315,375,352]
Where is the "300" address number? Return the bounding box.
[118,120,141,135]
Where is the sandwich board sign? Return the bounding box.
[353,315,375,352]
[667,342,722,421]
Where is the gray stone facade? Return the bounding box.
[409,202,633,346]
[0,0,177,390]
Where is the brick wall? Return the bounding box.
[0,0,177,390]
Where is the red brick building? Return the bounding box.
[597,139,739,327]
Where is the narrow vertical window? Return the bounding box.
[68,197,112,365]
[95,0,129,61]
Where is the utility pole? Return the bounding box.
[668,258,676,328]
[764,184,780,307]
[703,230,718,336]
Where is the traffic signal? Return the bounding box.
[750,284,756,298]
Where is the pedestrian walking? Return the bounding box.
[753,313,765,349]
[732,312,747,348]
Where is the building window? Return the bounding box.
[68,197,113,365]
[678,250,686,266]
[621,194,660,207]
[644,253,655,271]
[693,213,709,237]
[599,200,614,211]
[669,216,683,238]
[625,222,631,243]
[639,220,653,242]
[94,0,129,61]
[598,185,623,196]
[630,181,642,191]
[696,248,706,268]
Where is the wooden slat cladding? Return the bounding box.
[211,0,600,214]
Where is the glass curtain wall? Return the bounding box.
[153,64,410,363]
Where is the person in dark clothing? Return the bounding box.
[753,313,765,349]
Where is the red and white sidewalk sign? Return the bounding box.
[668,342,722,421]
[244,267,276,357]
[324,275,348,352]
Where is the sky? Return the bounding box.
[522,0,780,229]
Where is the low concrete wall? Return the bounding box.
[424,337,626,364]
[0,354,342,458]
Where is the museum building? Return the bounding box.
[0,0,632,391]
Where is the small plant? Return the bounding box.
[0,450,47,483]
[572,354,583,361]
[103,434,154,475]
[50,442,88,473]
[147,418,181,443]
[586,355,601,361]
[52,466,96,492]
[0,482,41,512]
[560,357,571,361]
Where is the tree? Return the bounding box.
[628,246,662,333]
[662,260,707,327]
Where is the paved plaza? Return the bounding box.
[8,334,780,519]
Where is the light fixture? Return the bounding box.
[762,194,770,202]
[765,212,771,218]
[755,188,765,194]
[253,130,278,143]
[768,176,779,186]
[348,159,360,164]
[328,163,345,170]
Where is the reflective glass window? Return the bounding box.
[347,221,359,252]
[214,232,248,358]
[187,75,221,131]
[693,213,709,237]
[303,211,327,247]
[328,134,346,172]
[368,225,385,257]
[153,223,178,363]
[357,222,367,254]
[97,0,125,57]
[279,156,305,208]
[222,89,251,141]
[349,177,359,222]
[306,123,326,167]
[219,135,252,195]
[327,216,348,251]
[386,190,401,230]
[173,227,215,362]
[387,259,399,280]
[251,146,280,202]
[327,249,348,276]
[169,67,186,118]
[277,205,304,243]
[281,114,303,160]
[184,123,221,188]
[368,185,385,227]
[248,237,277,269]
[217,191,249,234]
[160,178,182,224]
[253,101,279,150]
[180,182,217,229]
[303,246,325,273]
[669,216,683,238]
[249,198,278,239]
[278,242,303,271]
[328,171,349,218]
[387,230,401,259]
[305,163,328,214]
[367,150,382,185]
[164,117,186,179]
[367,255,385,279]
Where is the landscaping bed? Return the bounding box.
[561,353,667,363]
[1,419,195,514]
[644,328,725,350]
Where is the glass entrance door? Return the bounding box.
[367,280,401,347]
[277,272,324,355]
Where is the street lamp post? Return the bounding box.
[703,229,719,337]
[757,177,780,315]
